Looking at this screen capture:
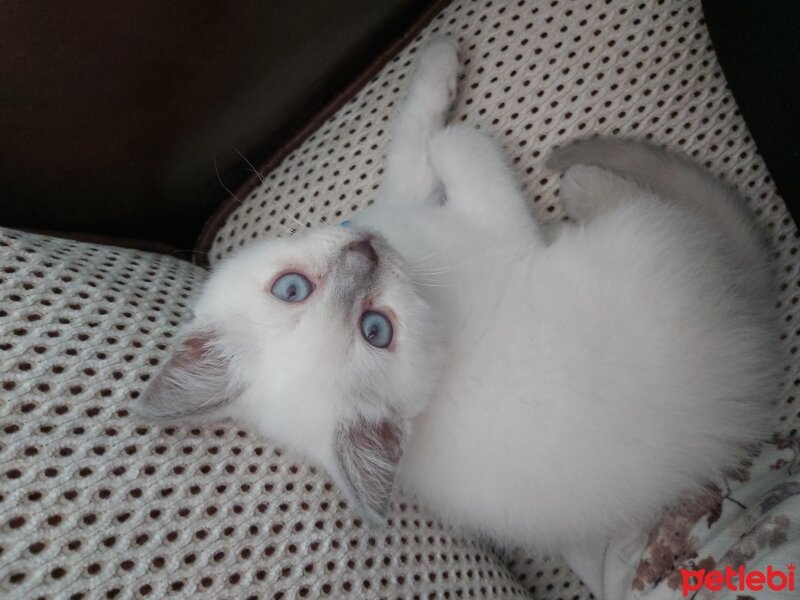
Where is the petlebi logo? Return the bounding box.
[681,563,796,596]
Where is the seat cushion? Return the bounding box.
[199,0,800,598]
[0,228,531,598]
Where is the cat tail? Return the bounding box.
[547,137,773,292]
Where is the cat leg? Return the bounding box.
[378,37,459,206]
[538,218,576,245]
[428,125,540,239]
[555,164,647,224]
[548,137,769,289]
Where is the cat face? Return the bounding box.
[139,225,444,521]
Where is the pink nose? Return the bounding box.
[346,238,378,264]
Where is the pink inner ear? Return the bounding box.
[376,420,404,462]
[350,418,404,461]
[335,415,407,523]
[158,329,226,381]
[137,327,235,421]
[183,333,213,359]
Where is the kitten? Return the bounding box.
[139,38,779,557]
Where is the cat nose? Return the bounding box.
[346,238,378,264]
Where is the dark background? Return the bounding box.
[1,0,797,257]
[0,0,431,253]
[701,0,799,227]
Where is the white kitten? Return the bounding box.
[140,38,779,558]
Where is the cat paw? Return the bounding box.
[559,164,646,223]
[558,165,609,222]
[428,125,508,195]
[409,36,460,116]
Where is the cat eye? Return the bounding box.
[271,272,314,303]
[360,310,393,349]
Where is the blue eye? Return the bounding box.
[360,311,393,349]
[271,272,313,302]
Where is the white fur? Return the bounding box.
[140,38,780,556]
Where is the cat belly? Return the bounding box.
[398,206,778,550]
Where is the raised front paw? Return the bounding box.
[408,36,460,117]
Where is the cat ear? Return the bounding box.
[335,415,407,524]
[138,328,236,421]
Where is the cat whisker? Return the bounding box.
[229,144,265,184]
[409,267,456,277]
[412,276,446,284]
[287,214,308,230]
[409,251,439,265]
[408,249,491,276]
[214,153,245,207]
[409,268,449,277]
[411,280,451,288]
[408,263,445,272]
[413,252,488,275]
[407,269,446,279]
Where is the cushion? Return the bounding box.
[200,0,800,597]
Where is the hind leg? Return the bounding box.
[557,164,647,223]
